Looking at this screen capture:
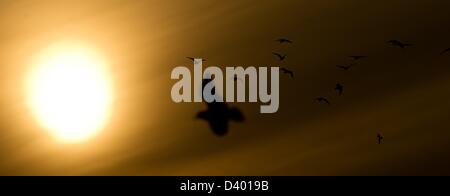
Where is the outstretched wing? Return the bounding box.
[229,107,244,122]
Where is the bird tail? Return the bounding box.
[228,107,245,122]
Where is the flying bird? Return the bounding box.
[377,133,384,144]
[335,83,344,95]
[349,56,367,60]
[315,97,330,105]
[276,38,293,44]
[441,48,450,55]
[197,78,244,136]
[336,64,353,71]
[280,67,294,78]
[186,57,206,62]
[272,52,287,61]
[388,40,411,48]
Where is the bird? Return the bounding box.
[336,64,353,71]
[276,38,293,44]
[388,40,411,48]
[280,67,294,78]
[349,56,367,60]
[186,57,206,62]
[441,48,450,55]
[335,83,344,95]
[315,97,330,105]
[196,78,244,136]
[272,52,287,61]
[377,133,384,144]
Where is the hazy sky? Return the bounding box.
[1,0,450,175]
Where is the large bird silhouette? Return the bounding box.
[388,40,411,48]
[196,78,244,136]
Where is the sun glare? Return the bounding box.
[26,43,113,143]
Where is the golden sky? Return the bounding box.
[0,0,450,175]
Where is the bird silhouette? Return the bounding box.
[315,97,330,105]
[388,40,411,48]
[335,83,344,95]
[197,78,244,136]
[186,57,206,62]
[349,56,367,60]
[441,48,450,55]
[377,133,384,144]
[336,64,353,71]
[272,52,287,61]
[280,67,294,78]
[276,38,293,44]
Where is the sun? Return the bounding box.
[26,43,114,143]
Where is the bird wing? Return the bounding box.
[229,107,244,122]
[280,68,293,77]
[273,52,282,58]
[196,110,209,120]
[277,38,290,43]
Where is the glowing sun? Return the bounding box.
[26,43,114,143]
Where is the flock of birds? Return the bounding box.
[273,38,450,145]
[187,38,450,144]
